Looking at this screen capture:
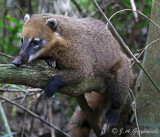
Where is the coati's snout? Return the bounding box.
[12,37,47,67]
[12,55,27,67]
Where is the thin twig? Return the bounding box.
[0,95,71,137]
[71,0,87,17]
[92,0,140,63]
[0,102,13,137]
[129,89,141,137]
[49,103,56,137]
[104,9,160,67]
[131,37,160,66]
[1,93,36,103]
[21,112,26,137]
[65,0,70,16]
[29,99,40,136]
[138,10,160,29]
[106,9,160,29]
[20,92,28,105]
[130,0,138,22]
[0,88,42,92]
[0,52,15,59]
[92,0,160,92]
[102,8,160,90]
[71,0,82,13]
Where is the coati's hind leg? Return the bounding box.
[67,92,109,137]
[104,60,133,134]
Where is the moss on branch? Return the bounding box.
[0,61,105,96]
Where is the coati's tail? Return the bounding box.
[67,92,109,137]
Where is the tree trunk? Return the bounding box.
[136,0,160,136]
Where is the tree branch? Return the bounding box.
[0,52,15,59]
[0,61,105,97]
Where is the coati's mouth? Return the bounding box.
[12,55,29,67]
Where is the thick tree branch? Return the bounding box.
[0,61,105,97]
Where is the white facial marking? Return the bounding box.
[28,38,32,43]
[28,53,40,62]
[55,32,60,36]
[24,14,30,22]
[28,49,45,62]
[34,37,40,41]
[33,45,39,49]
[28,54,36,62]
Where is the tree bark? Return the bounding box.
[0,61,105,97]
[136,0,160,136]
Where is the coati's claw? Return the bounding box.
[100,106,120,136]
[48,60,56,68]
[101,107,119,136]
[45,58,56,68]
[100,123,110,136]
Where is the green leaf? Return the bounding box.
[5,25,13,31]
[2,132,17,137]
[6,15,19,23]
[8,84,28,93]
[122,0,130,5]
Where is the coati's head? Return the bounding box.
[12,14,64,67]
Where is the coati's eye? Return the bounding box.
[31,38,41,46]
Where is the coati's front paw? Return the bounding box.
[45,58,56,68]
[44,75,66,98]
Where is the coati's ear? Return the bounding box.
[45,18,57,31]
[24,14,30,22]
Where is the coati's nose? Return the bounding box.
[12,59,22,67]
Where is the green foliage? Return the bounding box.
[54,93,77,118]
[5,15,22,55]
[71,0,98,15]
[79,0,95,13]
[0,14,22,63]
[66,97,77,119]
[106,0,151,51]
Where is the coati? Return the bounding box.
[12,13,133,136]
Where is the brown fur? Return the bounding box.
[22,14,134,136]
[67,92,110,137]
